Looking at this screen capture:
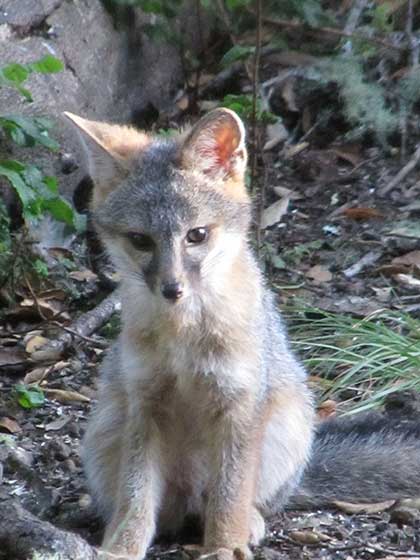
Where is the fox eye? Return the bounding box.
[186,227,208,244]
[126,232,155,251]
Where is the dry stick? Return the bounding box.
[260,15,406,53]
[380,144,420,195]
[33,290,121,361]
[343,250,383,279]
[0,500,98,560]
[251,0,263,254]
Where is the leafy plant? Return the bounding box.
[0,55,63,101]
[222,94,276,123]
[0,55,81,230]
[288,305,420,414]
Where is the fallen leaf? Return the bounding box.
[263,121,288,151]
[273,186,303,200]
[342,207,383,220]
[395,274,420,288]
[19,297,62,320]
[306,265,333,283]
[331,144,362,167]
[0,348,27,367]
[69,269,98,282]
[261,197,290,229]
[333,499,395,514]
[376,264,410,277]
[371,286,392,302]
[44,388,90,404]
[23,367,49,385]
[45,415,71,431]
[0,417,22,434]
[25,335,50,354]
[290,530,331,544]
[392,251,420,267]
[317,399,337,420]
[285,142,309,158]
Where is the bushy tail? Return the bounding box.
[289,410,420,509]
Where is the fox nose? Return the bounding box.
[161,281,184,301]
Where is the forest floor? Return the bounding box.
[2,141,420,559]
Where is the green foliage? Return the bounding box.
[0,56,80,230]
[289,306,420,414]
[0,115,59,150]
[221,45,255,67]
[369,2,394,33]
[14,384,45,409]
[222,94,276,123]
[0,160,75,225]
[33,258,49,277]
[0,55,64,101]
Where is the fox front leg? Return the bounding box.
[100,413,162,560]
[204,395,261,560]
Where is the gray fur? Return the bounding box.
[291,413,420,508]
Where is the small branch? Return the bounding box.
[380,144,420,195]
[343,251,383,278]
[0,499,98,560]
[261,15,406,53]
[31,290,121,362]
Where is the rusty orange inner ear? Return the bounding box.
[215,126,240,169]
[197,121,241,175]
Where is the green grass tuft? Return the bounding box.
[287,305,420,415]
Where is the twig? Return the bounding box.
[31,290,121,362]
[343,251,383,278]
[261,15,406,53]
[380,144,420,195]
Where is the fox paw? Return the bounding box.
[184,545,252,560]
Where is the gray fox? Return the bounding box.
[65,109,420,560]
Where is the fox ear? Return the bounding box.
[63,112,150,206]
[180,108,247,182]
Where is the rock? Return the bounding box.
[1,1,63,30]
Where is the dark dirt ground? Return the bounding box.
[2,142,420,559]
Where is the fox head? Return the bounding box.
[65,109,252,309]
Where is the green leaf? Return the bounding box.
[14,384,45,409]
[2,63,29,84]
[33,259,49,277]
[29,55,64,74]
[0,160,36,208]
[43,176,58,193]
[42,197,75,226]
[221,45,255,67]
[0,115,59,150]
